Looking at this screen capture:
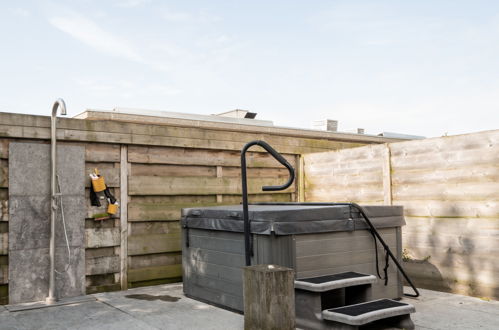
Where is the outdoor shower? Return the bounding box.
[47,99,67,304]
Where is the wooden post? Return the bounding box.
[298,155,305,202]
[243,264,295,330]
[120,145,129,290]
[382,144,393,205]
[216,166,223,203]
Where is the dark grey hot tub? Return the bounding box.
[181,204,405,312]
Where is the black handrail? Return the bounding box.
[240,141,295,266]
[250,202,420,298]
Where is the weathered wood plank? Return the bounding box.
[0,160,7,188]
[129,253,182,269]
[304,144,385,165]
[86,247,116,259]
[0,256,7,284]
[222,167,292,178]
[212,193,293,204]
[0,233,7,255]
[398,200,499,218]
[129,195,216,205]
[128,233,181,256]
[393,182,499,201]
[130,221,181,236]
[392,165,499,185]
[305,165,383,176]
[85,273,117,287]
[0,266,7,284]
[390,130,499,156]
[128,203,217,221]
[0,189,7,221]
[0,139,8,159]
[391,145,499,171]
[304,173,383,187]
[61,127,336,154]
[128,146,297,168]
[85,228,120,248]
[129,176,295,196]
[403,217,499,236]
[84,143,121,162]
[403,231,499,255]
[305,186,383,203]
[128,264,182,282]
[0,284,7,304]
[131,164,216,177]
[86,255,120,276]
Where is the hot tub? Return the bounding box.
[181,204,405,312]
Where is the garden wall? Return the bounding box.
[0,111,394,304]
[303,130,499,299]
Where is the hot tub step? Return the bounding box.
[322,298,415,328]
[294,272,376,292]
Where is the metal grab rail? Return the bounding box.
[250,201,420,298]
[240,140,295,266]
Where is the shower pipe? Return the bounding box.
[47,99,67,304]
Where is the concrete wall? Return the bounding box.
[303,130,499,300]
[8,143,85,304]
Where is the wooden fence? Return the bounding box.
[0,111,396,304]
[303,130,499,299]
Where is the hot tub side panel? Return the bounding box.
[294,227,402,300]
[182,228,294,311]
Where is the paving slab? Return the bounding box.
[94,283,244,330]
[1,284,498,329]
[403,287,499,330]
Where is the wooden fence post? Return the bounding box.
[120,145,129,290]
[382,144,393,205]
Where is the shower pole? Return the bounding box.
[47,99,67,304]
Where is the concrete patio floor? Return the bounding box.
[0,284,497,329]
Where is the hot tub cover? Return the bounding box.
[181,204,405,235]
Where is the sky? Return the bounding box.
[1,0,498,137]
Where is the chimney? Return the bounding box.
[312,119,338,132]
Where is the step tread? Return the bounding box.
[295,272,376,292]
[322,299,415,326]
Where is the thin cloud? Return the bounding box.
[10,7,31,18]
[160,8,219,24]
[114,0,151,8]
[49,14,142,62]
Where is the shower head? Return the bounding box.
[52,98,67,117]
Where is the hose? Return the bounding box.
[54,174,72,275]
